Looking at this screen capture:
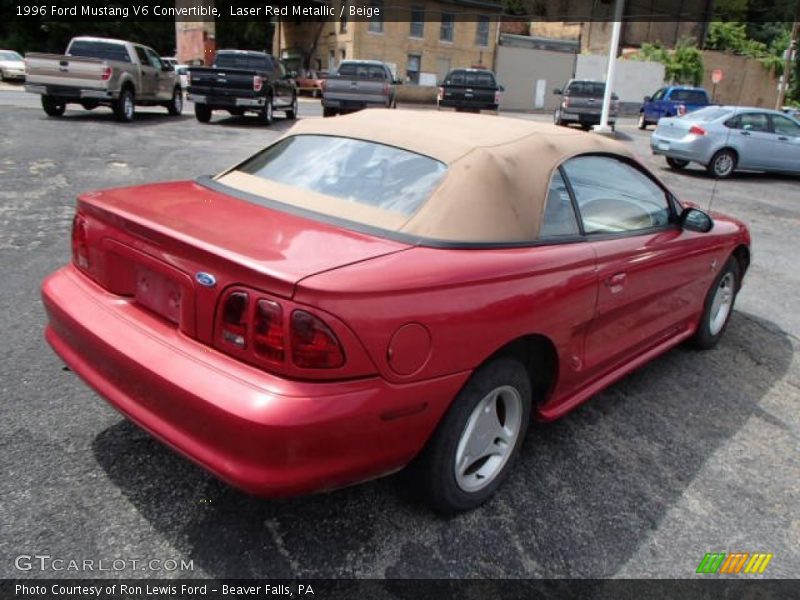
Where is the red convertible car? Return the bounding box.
[42,110,750,512]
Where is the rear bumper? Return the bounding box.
[25,84,116,100]
[322,98,388,110]
[189,93,266,108]
[560,110,616,125]
[650,132,714,164]
[42,266,467,497]
[438,100,499,111]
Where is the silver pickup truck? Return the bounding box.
[322,60,400,117]
[25,37,182,122]
[553,79,619,131]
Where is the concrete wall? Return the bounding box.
[575,55,665,104]
[701,50,779,108]
[495,46,575,111]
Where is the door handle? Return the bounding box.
[740,130,751,136]
[778,136,789,141]
[605,273,627,294]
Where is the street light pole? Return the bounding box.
[594,0,625,135]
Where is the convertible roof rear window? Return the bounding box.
[232,135,447,217]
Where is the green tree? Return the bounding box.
[631,40,704,86]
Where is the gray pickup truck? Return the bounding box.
[322,60,400,117]
[553,79,619,131]
[25,36,182,122]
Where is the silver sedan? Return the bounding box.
[650,106,800,178]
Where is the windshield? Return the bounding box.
[444,70,497,87]
[214,53,272,71]
[336,63,388,79]
[683,107,732,122]
[0,51,22,61]
[233,135,447,217]
[565,81,606,96]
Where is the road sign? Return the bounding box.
[712,69,723,84]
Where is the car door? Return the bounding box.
[728,112,774,169]
[645,88,665,122]
[134,46,156,99]
[560,155,720,378]
[768,113,800,173]
[144,48,172,101]
[271,57,293,107]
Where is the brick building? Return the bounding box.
[274,0,502,84]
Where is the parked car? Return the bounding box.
[553,79,619,130]
[24,36,182,122]
[295,69,327,97]
[437,68,504,112]
[0,50,25,81]
[162,57,178,69]
[639,86,711,130]
[651,105,800,178]
[781,106,800,119]
[175,64,189,91]
[42,110,751,512]
[187,50,297,124]
[322,60,399,117]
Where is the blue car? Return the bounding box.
[638,86,711,130]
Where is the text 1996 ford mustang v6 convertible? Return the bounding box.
[42,110,750,512]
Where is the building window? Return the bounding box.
[368,0,384,34]
[440,13,455,42]
[406,54,421,84]
[340,15,347,33]
[410,7,424,38]
[340,48,346,62]
[475,16,490,47]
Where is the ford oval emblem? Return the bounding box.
[195,272,216,287]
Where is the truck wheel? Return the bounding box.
[194,104,212,123]
[41,96,66,117]
[638,113,648,130]
[322,107,337,118]
[167,87,183,116]
[259,98,274,125]
[114,88,135,122]
[285,95,298,120]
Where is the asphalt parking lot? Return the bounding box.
[1,86,798,580]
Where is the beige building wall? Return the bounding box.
[701,50,779,108]
[275,0,499,83]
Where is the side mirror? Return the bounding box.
[680,207,713,233]
[498,84,505,92]
[553,88,562,95]
[393,78,403,85]
[643,95,651,102]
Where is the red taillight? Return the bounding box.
[254,299,284,362]
[689,125,706,136]
[220,291,248,349]
[71,214,89,270]
[563,97,570,108]
[494,90,501,105]
[677,103,687,116]
[291,310,345,369]
[214,289,345,372]
[253,75,263,92]
[437,86,443,101]
[101,66,112,81]
[382,83,390,96]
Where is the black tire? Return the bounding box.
[637,113,648,130]
[228,108,244,117]
[322,107,337,118]
[689,257,740,350]
[194,103,212,123]
[707,149,737,179]
[81,101,98,111]
[167,87,183,115]
[285,95,298,120]
[666,157,689,170]
[259,97,274,125]
[113,88,135,122]
[410,357,532,514]
[41,95,65,117]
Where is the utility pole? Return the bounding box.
[594,0,624,135]
[776,6,800,110]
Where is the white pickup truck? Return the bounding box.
[25,37,182,122]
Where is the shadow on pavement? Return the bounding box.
[92,310,793,578]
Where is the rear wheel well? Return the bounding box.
[121,81,135,95]
[484,335,558,407]
[711,146,738,163]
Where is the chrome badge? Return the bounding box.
[195,272,217,287]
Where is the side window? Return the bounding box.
[144,48,163,70]
[737,112,769,132]
[771,114,800,137]
[562,156,671,235]
[539,170,580,239]
[651,88,665,101]
[134,47,149,66]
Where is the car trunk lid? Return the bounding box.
[74,179,409,342]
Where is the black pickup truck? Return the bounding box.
[187,50,297,125]
[437,68,504,112]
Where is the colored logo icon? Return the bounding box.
[696,552,773,574]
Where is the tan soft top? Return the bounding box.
[217,109,634,244]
